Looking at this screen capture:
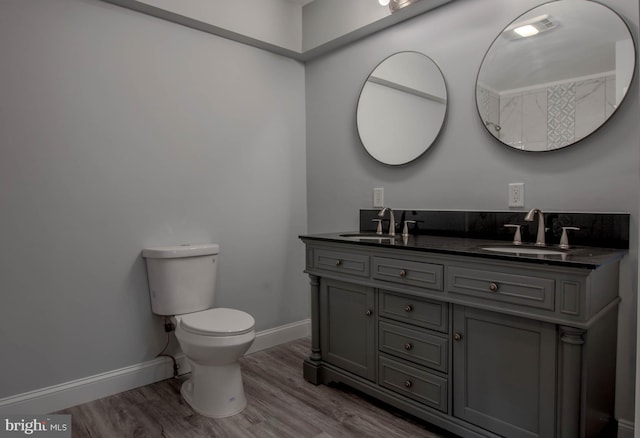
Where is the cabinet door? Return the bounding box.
[453,306,556,438]
[320,279,376,381]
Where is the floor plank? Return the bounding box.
[58,338,453,437]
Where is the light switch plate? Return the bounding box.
[373,188,384,207]
[508,183,525,208]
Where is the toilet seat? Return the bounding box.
[179,308,255,336]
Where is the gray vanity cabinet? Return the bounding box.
[320,278,376,381]
[301,238,621,438]
[452,305,556,438]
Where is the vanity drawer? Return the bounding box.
[379,354,448,413]
[314,249,369,277]
[373,257,443,291]
[379,321,448,373]
[379,290,448,333]
[447,266,555,311]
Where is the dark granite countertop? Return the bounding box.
[300,232,628,269]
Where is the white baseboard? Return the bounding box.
[246,318,310,355]
[617,418,634,438]
[0,319,310,416]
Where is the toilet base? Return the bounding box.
[181,361,248,418]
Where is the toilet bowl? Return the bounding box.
[174,308,255,418]
[142,243,256,418]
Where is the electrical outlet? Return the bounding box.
[373,188,384,207]
[508,183,525,208]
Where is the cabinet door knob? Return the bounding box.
[335,259,342,267]
[365,309,372,316]
[399,269,407,277]
[489,282,499,292]
[454,333,463,341]
[404,343,413,351]
[404,304,413,313]
[404,380,413,388]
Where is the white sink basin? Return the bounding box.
[480,246,567,256]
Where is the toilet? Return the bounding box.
[142,243,255,418]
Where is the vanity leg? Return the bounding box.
[303,274,322,384]
[557,326,585,438]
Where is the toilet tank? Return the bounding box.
[142,243,219,316]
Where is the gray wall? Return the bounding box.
[302,0,387,51]
[0,0,308,398]
[305,0,639,425]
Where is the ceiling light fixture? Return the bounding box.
[389,0,420,13]
[379,0,390,6]
[503,14,556,39]
[513,24,539,38]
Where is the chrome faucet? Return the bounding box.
[378,207,396,236]
[524,208,546,246]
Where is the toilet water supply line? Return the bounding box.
[156,317,179,377]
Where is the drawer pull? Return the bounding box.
[404,380,413,388]
[404,305,413,313]
[489,282,499,292]
[404,343,413,351]
[365,309,372,316]
[454,333,463,341]
[335,259,343,267]
[399,269,407,277]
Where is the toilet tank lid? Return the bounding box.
[142,243,219,259]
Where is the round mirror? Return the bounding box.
[357,51,448,165]
[476,0,636,151]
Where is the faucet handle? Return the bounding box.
[372,219,383,235]
[504,224,522,245]
[559,227,580,249]
[402,220,417,238]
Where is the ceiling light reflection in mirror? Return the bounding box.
[357,51,448,165]
[476,0,636,152]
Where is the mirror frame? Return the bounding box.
[475,0,636,152]
[356,51,448,165]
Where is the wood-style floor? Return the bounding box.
[57,337,453,437]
